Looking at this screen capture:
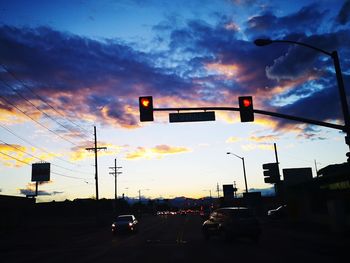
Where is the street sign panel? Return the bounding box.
[32,163,50,182]
[169,111,215,123]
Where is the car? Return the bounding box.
[202,207,261,242]
[111,214,138,235]
[267,204,287,218]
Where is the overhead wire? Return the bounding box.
[0,123,83,167]
[0,139,93,176]
[0,91,81,147]
[0,64,92,137]
[0,151,93,181]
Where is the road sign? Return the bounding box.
[169,111,215,123]
[32,163,50,182]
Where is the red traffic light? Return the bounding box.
[238,96,254,122]
[139,96,154,122]
[242,98,252,107]
[140,97,151,108]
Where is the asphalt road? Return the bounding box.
[1,214,348,263]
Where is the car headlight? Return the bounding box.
[112,223,116,228]
[128,222,133,227]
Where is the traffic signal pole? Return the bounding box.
[254,38,350,162]
[152,106,345,131]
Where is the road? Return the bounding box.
[1,214,347,263]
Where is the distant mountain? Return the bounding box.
[249,187,275,196]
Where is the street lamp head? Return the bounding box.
[226,152,231,155]
[254,38,272,46]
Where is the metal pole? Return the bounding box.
[242,157,248,193]
[227,152,249,193]
[114,158,117,200]
[314,159,319,176]
[255,39,350,161]
[332,51,350,157]
[94,126,99,200]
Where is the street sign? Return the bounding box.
[169,111,215,123]
[32,163,50,182]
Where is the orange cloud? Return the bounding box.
[126,144,191,160]
[0,143,59,167]
[69,142,126,161]
[206,63,239,78]
[0,144,35,167]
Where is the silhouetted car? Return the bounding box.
[202,207,261,242]
[267,204,287,218]
[111,214,138,235]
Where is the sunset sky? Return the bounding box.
[0,0,349,202]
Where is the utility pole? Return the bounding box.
[109,158,122,210]
[85,126,107,200]
[314,159,319,176]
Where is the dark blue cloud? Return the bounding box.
[245,3,328,38]
[336,0,350,25]
[0,0,349,136]
[0,25,192,127]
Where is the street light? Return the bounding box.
[254,38,350,162]
[226,152,248,193]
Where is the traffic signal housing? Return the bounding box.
[263,162,280,184]
[238,96,254,122]
[139,96,154,122]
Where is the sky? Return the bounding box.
[0,0,349,202]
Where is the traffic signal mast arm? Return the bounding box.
[152,106,345,131]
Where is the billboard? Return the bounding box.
[31,163,50,182]
[223,184,234,200]
[283,167,312,186]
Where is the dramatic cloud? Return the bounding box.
[0,0,349,140]
[245,3,327,38]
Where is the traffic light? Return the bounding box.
[139,96,154,122]
[238,96,254,122]
[263,162,280,184]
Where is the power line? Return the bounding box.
[0,123,88,169]
[0,151,93,182]
[0,64,92,136]
[51,171,93,181]
[0,93,80,146]
[0,151,30,165]
[0,139,93,176]
[0,78,88,145]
